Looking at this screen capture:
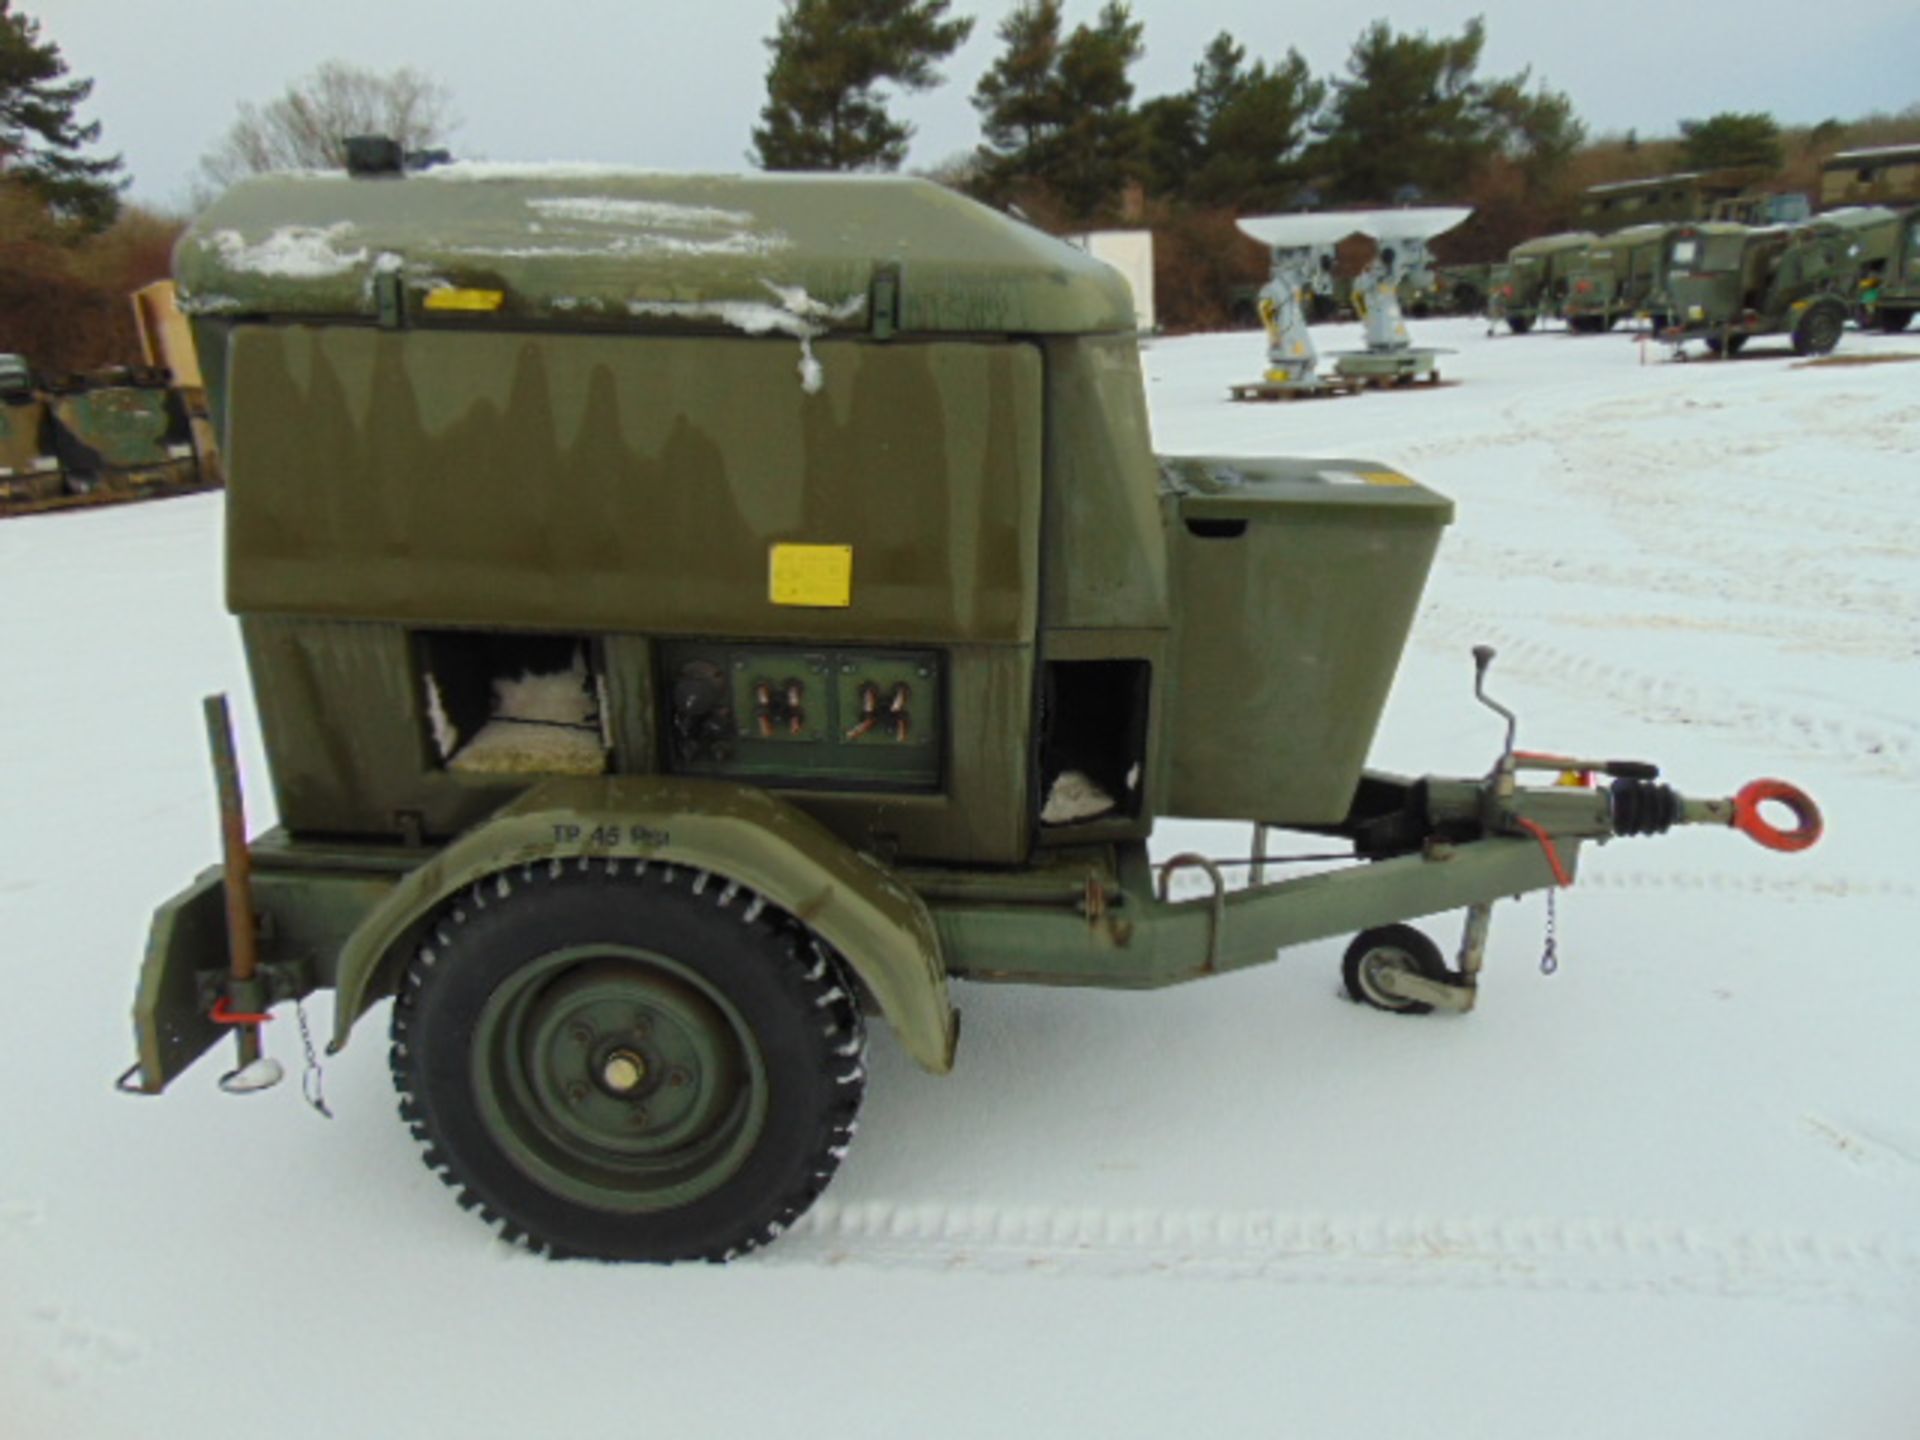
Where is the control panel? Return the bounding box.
[662,643,941,790]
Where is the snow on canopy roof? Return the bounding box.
[1584,171,1709,194]
[1510,230,1597,256]
[1236,207,1472,249]
[1815,205,1900,229]
[175,167,1135,336]
[1600,222,1677,244]
[1827,143,1920,163]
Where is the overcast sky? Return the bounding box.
[34,0,1920,210]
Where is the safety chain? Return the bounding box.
[293,994,334,1119]
[1540,888,1560,976]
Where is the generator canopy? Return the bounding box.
[176,166,1137,337]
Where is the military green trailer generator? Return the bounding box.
[128,161,1822,1263]
[1490,231,1594,333]
[1562,224,1674,332]
[0,354,62,507]
[1663,208,1898,356]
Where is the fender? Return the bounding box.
[329,775,955,1074]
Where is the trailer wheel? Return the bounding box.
[389,862,865,1262]
[1506,314,1534,335]
[1880,308,1914,334]
[1792,302,1845,357]
[1704,333,1748,358]
[1342,924,1449,1014]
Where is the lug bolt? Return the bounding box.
[666,1067,692,1089]
[568,1024,593,1046]
[565,1083,588,1105]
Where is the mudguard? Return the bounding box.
[328,775,956,1073]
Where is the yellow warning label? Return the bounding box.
[1356,469,1415,487]
[769,543,853,607]
[422,287,505,312]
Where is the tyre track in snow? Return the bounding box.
[1434,532,1920,652]
[1408,610,1920,785]
[1574,867,1919,904]
[769,1201,1920,1314]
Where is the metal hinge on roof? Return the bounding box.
[375,272,406,329]
[869,263,901,340]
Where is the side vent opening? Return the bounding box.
[415,630,609,776]
[1038,659,1149,826]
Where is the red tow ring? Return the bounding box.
[1733,779,1823,853]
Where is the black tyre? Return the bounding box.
[1792,302,1845,357]
[1704,333,1748,357]
[390,860,866,1261]
[1506,313,1534,335]
[1880,308,1914,334]
[1342,923,1451,1015]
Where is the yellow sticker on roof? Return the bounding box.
[422,287,505,312]
[770,543,853,608]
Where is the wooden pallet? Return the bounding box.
[1337,370,1455,391]
[1227,378,1361,402]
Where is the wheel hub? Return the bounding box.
[471,948,768,1213]
[600,1048,648,1095]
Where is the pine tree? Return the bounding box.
[971,0,1066,185]
[1186,34,1321,208]
[752,0,974,172]
[1052,3,1144,216]
[1313,18,1492,204]
[1678,112,1783,174]
[0,1,123,231]
[1480,73,1585,199]
[972,0,1142,219]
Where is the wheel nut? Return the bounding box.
[601,1049,648,1094]
[565,1083,588,1104]
[568,1024,593,1046]
[666,1067,692,1089]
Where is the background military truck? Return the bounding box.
[1866,204,1920,331]
[1430,262,1494,316]
[43,366,202,499]
[1663,208,1898,356]
[1820,143,1920,210]
[1562,223,1674,332]
[1490,231,1594,333]
[130,162,1821,1264]
[0,353,63,508]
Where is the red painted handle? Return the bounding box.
[1732,779,1823,853]
[210,996,273,1026]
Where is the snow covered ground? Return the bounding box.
[3,317,1918,1437]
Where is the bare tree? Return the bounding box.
[197,60,456,193]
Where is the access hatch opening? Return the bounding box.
[415,630,609,776]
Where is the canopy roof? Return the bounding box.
[176,165,1136,337]
[1511,231,1597,258]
